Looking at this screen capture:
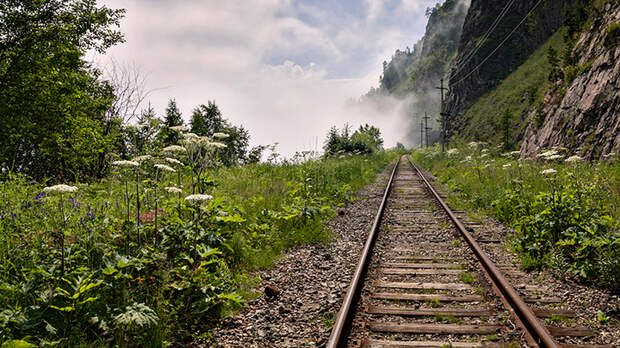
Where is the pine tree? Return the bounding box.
[160,98,183,145]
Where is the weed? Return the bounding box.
[460,272,476,284]
[597,310,609,325]
[453,240,462,247]
[546,315,573,324]
[426,298,441,307]
[435,315,461,324]
[322,311,335,329]
[486,334,500,342]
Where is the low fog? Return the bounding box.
[96,0,445,157]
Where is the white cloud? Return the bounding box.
[96,0,443,156]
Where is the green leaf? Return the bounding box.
[102,267,117,275]
[50,305,75,312]
[1,340,38,348]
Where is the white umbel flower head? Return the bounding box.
[132,155,152,163]
[165,186,183,194]
[212,142,227,149]
[184,194,213,202]
[446,148,459,155]
[112,160,139,167]
[43,184,78,194]
[540,168,557,175]
[154,164,176,172]
[565,155,583,163]
[545,154,564,161]
[502,163,512,169]
[170,125,188,132]
[162,145,186,153]
[213,132,229,139]
[165,157,182,165]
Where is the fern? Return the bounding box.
[113,303,158,330]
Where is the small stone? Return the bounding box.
[265,285,280,299]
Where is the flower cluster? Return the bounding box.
[112,160,139,167]
[43,184,78,194]
[184,194,213,202]
[154,164,176,172]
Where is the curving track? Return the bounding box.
[326,155,613,348]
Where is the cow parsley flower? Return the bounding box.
[170,125,188,132]
[184,194,213,202]
[112,160,139,167]
[213,132,229,139]
[165,157,182,165]
[446,148,459,155]
[43,184,78,194]
[165,186,182,194]
[540,168,557,175]
[132,155,152,163]
[545,154,564,161]
[211,142,227,149]
[502,163,511,169]
[162,145,186,153]
[565,155,583,163]
[154,164,176,172]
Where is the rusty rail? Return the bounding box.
[408,158,560,348]
[326,156,400,348]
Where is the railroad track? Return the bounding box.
[326,155,612,348]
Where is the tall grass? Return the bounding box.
[0,150,401,347]
[412,144,619,288]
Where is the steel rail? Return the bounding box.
[408,157,560,348]
[326,156,401,348]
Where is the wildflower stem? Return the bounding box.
[136,169,141,248]
[155,169,159,244]
[59,194,66,277]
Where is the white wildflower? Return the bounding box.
[468,142,479,148]
[132,155,152,163]
[112,160,139,167]
[184,194,213,202]
[165,186,183,194]
[480,153,489,158]
[165,157,182,165]
[545,154,564,161]
[502,163,512,168]
[169,125,188,132]
[154,164,176,172]
[481,149,488,153]
[213,132,229,139]
[198,136,213,145]
[565,155,583,163]
[540,168,557,175]
[43,184,78,194]
[212,142,227,149]
[162,145,186,153]
[465,155,472,161]
[537,149,558,158]
[446,148,459,155]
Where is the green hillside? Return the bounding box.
[454,28,567,145]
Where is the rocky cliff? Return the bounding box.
[520,2,620,158]
[445,0,567,117]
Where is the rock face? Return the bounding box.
[521,3,620,158]
[446,0,566,116]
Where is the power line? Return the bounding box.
[450,0,546,87]
[451,0,517,78]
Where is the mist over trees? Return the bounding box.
[323,124,384,156]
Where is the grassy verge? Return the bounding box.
[411,145,619,288]
[0,150,401,347]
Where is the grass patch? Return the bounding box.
[459,272,476,284]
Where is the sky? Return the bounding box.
[96,0,444,157]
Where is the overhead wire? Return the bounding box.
[450,0,517,78]
[450,0,546,87]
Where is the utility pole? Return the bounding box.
[420,118,424,148]
[436,78,449,153]
[423,112,430,148]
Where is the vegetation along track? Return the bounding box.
[327,155,613,348]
